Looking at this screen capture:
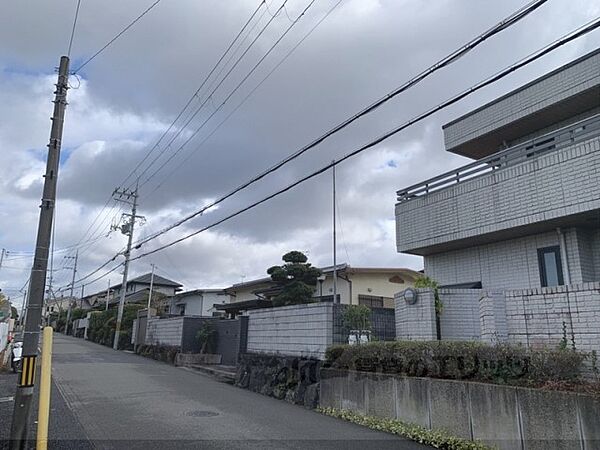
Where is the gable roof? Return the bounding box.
[111,273,182,290]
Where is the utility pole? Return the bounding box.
[332,161,338,304]
[147,264,155,311]
[80,284,85,309]
[112,184,143,350]
[105,279,110,311]
[10,55,70,448]
[0,248,7,273]
[64,250,78,334]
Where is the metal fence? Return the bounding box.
[397,114,600,203]
[332,304,396,344]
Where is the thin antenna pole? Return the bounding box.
[106,279,110,311]
[147,264,155,311]
[332,161,337,304]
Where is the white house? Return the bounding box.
[225,264,421,309]
[169,289,230,316]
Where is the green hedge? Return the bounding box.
[87,304,144,350]
[325,341,588,385]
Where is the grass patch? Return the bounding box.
[317,407,493,450]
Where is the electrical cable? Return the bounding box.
[145,0,345,197]
[133,0,291,190]
[134,0,549,247]
[129,17,600,262]
[119,0,267,189]
[73,0,163,73]
[67,1,266,255]
[67,0,82,57]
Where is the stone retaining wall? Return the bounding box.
[320,368,600,450]
[235,353,320,409]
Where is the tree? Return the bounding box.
[342,305,371,344]
[11,306,18,320]
[0,292,10,322]
[267,251,322,306]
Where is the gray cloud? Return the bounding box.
[1,0,599,297]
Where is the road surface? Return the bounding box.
[49,334,428,449]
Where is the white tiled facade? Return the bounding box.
[443,50,600,151]
[396,136,600,255]
[395,50,600,353]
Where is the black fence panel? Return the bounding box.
[332,304,395,344]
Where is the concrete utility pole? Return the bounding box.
[80,284,85,309]
[64,249,78,334]
[0,248,7,274]
[10,55,70,448]
[112,185,143,350]
[332,161,338,304]
[105,279,111,311]
[147,264,155,311]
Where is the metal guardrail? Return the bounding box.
[396,114,600,203]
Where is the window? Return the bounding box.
[358,295,384,308]
[537,246,564,287]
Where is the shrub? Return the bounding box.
[318,407,491,450]
[196,321,217,354]
[87,304,144,350]
[325,340,587,385]
[135,344,180,365]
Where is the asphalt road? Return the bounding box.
[0,364,91,449]
[50,334,429,449]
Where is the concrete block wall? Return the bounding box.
[396,136,600,253]
[504,282,600,354]
[443,50,600,151]
[145,316,184,347]
[320,369,600,450]
[396,283,600,354]
[246,303,334,359]
[438,289,482,341]
[395,288,437,340]
[479,291,508,343]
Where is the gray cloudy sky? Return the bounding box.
[1,0,599,305]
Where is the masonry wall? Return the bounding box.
[145,316,184,347]
[396,136,600,253]
[443,50,600,151]
[395,288,437,341]
[503,282,600,354]
[438,289,481,341]
[246,303,333,359]
[397,284,600,355]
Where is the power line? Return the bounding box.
[146,0,345,198]
[67,1,266,255]
[73,0,163,73]
[119,0,267,190]
[133,0,292,190]
[128,17,600,262]
[67,0,82,57]
[71,0,549,283]
[133,0,548,248]
[66,0,570,286]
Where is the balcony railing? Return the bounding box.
[397,114,600,203]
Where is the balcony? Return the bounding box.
[395,114,600,255]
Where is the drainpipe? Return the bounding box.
[338,272,352,305]
[556,228,571,285]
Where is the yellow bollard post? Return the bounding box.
[36,326,53,450]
